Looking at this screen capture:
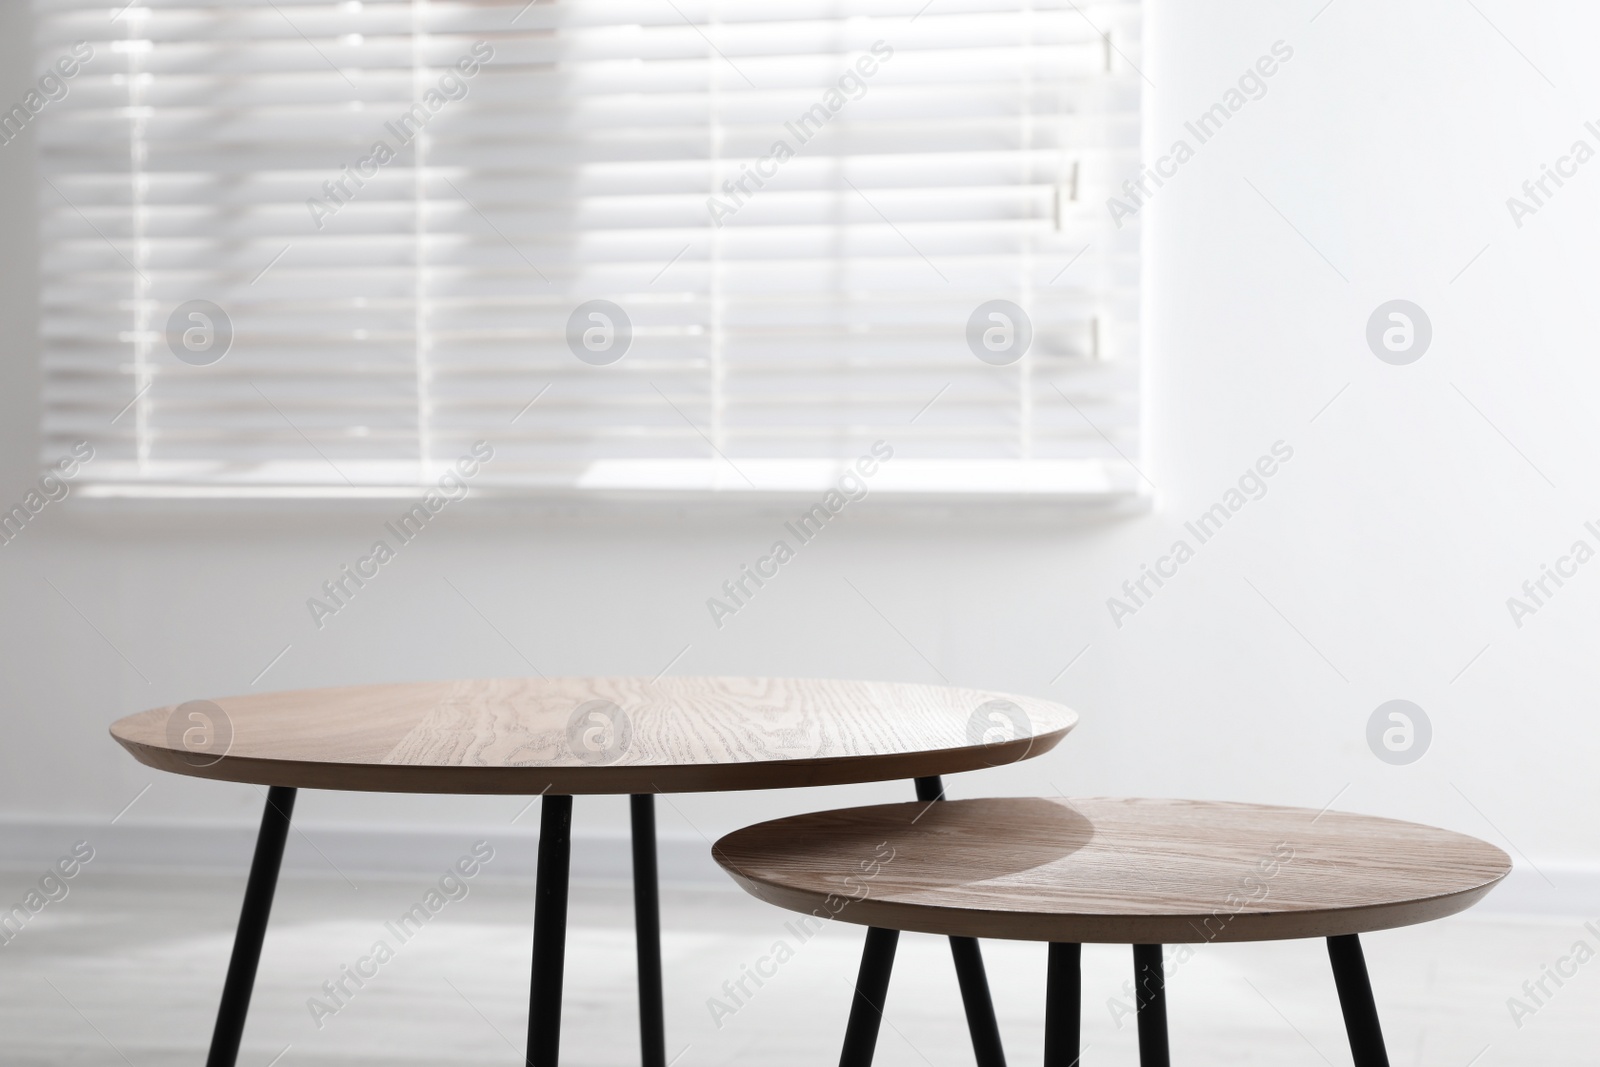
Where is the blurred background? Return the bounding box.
[2,1,1598,1064]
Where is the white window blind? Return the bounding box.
[35,0,1143,500]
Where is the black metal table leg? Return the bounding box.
[913,776,1007,1067]
[1328,934,1391,1067]
[528,795,573,1067]
[1043,942,1082,1067]
[839,927,900,1067]
[206,786,296,1067]
[949,936,1007,1067]
[1133,944,1170,1067]
[630,795,666,1067]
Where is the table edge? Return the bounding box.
[715,868,1510,943]
[110,723,1073,794]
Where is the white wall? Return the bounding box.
[3,2,1596,905]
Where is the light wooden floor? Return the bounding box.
[1,870,1593,1066]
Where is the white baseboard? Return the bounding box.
[0,819,1593,918]
[0,818,724,885]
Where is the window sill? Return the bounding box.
[66,459,1152,516]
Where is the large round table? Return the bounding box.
[111,675,1077,1067]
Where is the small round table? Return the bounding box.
[713,797,1512,1067]
[110,676,1076,1067]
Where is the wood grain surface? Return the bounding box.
[712,797,1511,943]
[109,677,1076,794]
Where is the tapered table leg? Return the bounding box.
[631,795,666,1067]
[528,795,573,1067]
[914,775,1007,1067]
[206,786,296,1067]
[1133,944,1170,1067]
[1043,942,1082,1067]
[1328,934,1391,1067]
[839,927,900,1067]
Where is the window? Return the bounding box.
[35,0,1143,500]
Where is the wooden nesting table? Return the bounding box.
[110,676,1076,1067]
[714,797,1513,1066]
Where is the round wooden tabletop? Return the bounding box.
[712,797,1511,944]
[109,676,1076,795]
